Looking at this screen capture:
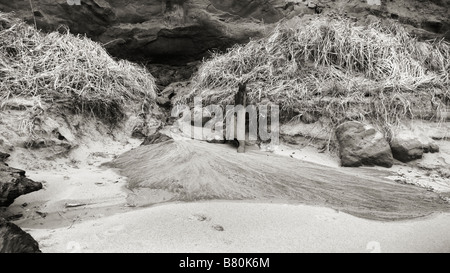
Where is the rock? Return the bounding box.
[191,107,213,127]
[131,118,150,138]
[141,132,173,145]
[0,152,9,162]
[1,0,449,66]
[287,4,315,18]
[207,138,226,144]
[423,142,440,154]
[307,2,317,9]
[390,137,424,163]
[335,121,393,168]
[390,130,440,162]
[0,137,14,153]
[0,0,285,64]
[131,114,162,139]
[149,65,198,89]
[156,96,171,107]
[0,164,43,207]
[0,218,41,253]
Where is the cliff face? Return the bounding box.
[0,0,285,63]
[0,0,448,64]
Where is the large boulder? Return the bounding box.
[335,121,393,168]
[0,162,43,207]
[390,130,440,163]
[0,218,41,253]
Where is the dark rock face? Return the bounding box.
[0,218,41,253]
[336,121,393,168]
[0,0,284,64]
[0,161,43,207]
[1,0,447,65]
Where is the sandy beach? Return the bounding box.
[3,124,449,253]
[24,202,450,253]
[1,1,450,254]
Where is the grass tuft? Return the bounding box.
[0,12,157,125]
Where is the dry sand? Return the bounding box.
[4,122,450,253]
[5,134,142,229]
[25,202,450,253]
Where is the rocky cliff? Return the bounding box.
[0,152,42,252]
[1,0,448,65]
[0,0,284,63]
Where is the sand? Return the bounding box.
[4,122,450,253]
[4,132,141,229]
[25,202,450,253]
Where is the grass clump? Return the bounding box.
[184,15,450,137]
[0,12,156,125]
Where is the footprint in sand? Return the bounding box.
[188,214,224,231]
[212,224,224,231]
[189,214,211,222]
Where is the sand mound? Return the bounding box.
[110,131,450,221]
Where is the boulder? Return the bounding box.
[423,142,440,154]
[0,218,41,253]
[390,137,424,162]
[336,121,393,167]
[0,152,9,162]
[390,130,440,163]
[0,164,43,207]
[141,132,173,146]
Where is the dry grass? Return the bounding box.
[183,15,450,138]
[0,12,156,125]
